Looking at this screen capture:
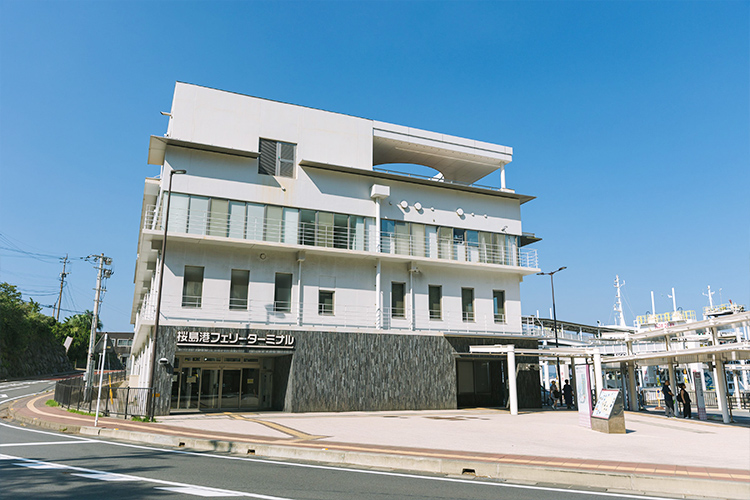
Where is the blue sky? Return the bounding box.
[1,1,747,332]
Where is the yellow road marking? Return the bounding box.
[226,414,326,441]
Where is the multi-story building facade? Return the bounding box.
[130,83,542,415]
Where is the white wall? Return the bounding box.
[169,83,374,172]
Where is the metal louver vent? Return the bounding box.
[259,138,277,176]
[258,139,295,178]
[279,142,295,177]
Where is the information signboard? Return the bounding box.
[592,389,620,419]
[590,389,626,434]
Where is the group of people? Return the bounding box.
[548,379,574,410]
[662,378,692,418]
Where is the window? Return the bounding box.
[274,273,293,312]
[264,205,283,243]
[318,290,334,315]
[317,212,334,247]
[333,214,349,249]
[230,270,250,310]
[208,199,229,237]
[493,290,506,323]
[116,339,133,347]
[391,282,405,318]
[461,287,474,322]
[182,266,204,307]
[259,139,295,177]
[428,285,442,320]
[299,209,316,246]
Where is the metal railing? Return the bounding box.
[635,310,697,328]
[379,231,537,268]
[143,204,538,269]
[641,388,750,410]
[54,372,151,419]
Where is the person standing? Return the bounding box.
[662,378,675,418]
[562,379,574,409]
[678,383,692,419]
[549,381,560,410]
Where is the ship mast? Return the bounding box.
[614,275,626,327]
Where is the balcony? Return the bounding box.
[142,204,538,270]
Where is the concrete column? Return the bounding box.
[375,197,382,330]
[296,253,304,326]
[500,164,506,190]
[668,363,676,398]
[627,362,638,411]
[543,360,550,390]
[715,355,730,423]
[375,260,382,329]
[711,364,724,413]
[409,264,415,331]
[507,345,518,416]
[593,348,603,397]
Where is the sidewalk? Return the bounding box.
[5,393,750,500]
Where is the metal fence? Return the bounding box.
[54,371,152,420]
[641,387,750,410]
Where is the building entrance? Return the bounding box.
[170,354,272,411]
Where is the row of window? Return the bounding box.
[163,195,520,265]
[391,283,505,323]
[181,265,505,323]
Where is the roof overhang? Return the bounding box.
[148,136,260,166]
[372,122,512,185]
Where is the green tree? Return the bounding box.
[0,282,69,378]
[53,311,102,368]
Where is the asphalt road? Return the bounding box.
[0,378,680,500]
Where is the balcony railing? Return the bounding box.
[136,293,535,336]
[143,204,538,269]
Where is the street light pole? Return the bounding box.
[537,266,567,391]
[147,168,186,419]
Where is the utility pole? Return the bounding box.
[56,254,70,321]
[84,254,113,396]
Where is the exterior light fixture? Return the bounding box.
[537,266,567,397]
[399,200,408,209]
[456,208,464,216]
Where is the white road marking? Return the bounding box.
[1,394,7,398]
[155,486,245,497]
[1,454,297,499]
[71,472,140,481]
[0,421,678,500]
[0,440,96,447]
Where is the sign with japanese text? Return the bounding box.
[591,389,622,420]
[176,330,296,349]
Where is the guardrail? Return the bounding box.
[54,372,151,420]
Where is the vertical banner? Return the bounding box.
[693,370,707,421]
[575,363,592,428]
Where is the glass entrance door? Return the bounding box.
[221,370,241,409]
[240,368,259,409]
[200,369,220,409]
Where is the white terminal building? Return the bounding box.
[129,82,543,416]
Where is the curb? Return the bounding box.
[7,407,749,500]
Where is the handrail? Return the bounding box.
[143,204,538,269]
